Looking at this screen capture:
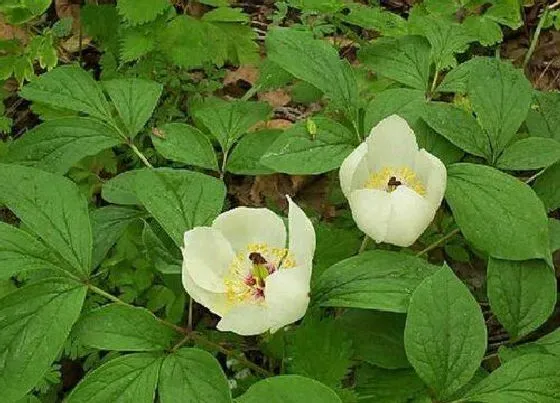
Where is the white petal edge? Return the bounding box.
[212,207,287,252]
[366,115,419,171]
[414,149,447,208]
[339,142,369,197]
[384,186,435,247]
[182,268,229,317]
[217,303,271,336]
[287,196,315,274]
[265,267,310,330]
[349,189,392,243]
[182,227,234,293]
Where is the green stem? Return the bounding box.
[219,148,229,180]
[358,235,370,254]
[129,143,154,168]
[429,69,440,98]
[416,228,461,257]
[524,6,550,69]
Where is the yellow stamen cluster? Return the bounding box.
[224,243,296,305]
[363,166,426,196]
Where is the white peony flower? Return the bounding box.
[181,196,315,336]
[340,115,447,247]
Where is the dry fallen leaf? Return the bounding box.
[258,89,291,108]
[0,15,27,43]
[224,65,260,86]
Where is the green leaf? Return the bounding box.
[117,0,169,25]
[363,88,426,132]
[464,354,560,402]
[0,277,87,402]
[339,3,407,36]
[102,170,143,206]
[445,163,550,262]
[486,0,523,29]
[358,36,431,91]
[227,129,282,175]
[526,91,560,141]
[260,117,356,175]
[487,258,556,340]
[354,365,427,403]
[468,58,532,159]
[151,123,218,170]
[66,352,164,403]
[462,15,503,46]
[4,117,122,174]
[404,267,486,400]
[422,102,490,158]
[135,168,226,247]
[533,161,560,212]
[19,66,112,121]
[215,23,259,65]
[340,310,409,369]
[0,164,92,276]
[550,218,560,253]
[142,222,182,275]
[266,27,358,122]
[201,7,249,22]
[81,5,121,53]
[159,348,231,403]
[237,375,341,403]
[414,118,464,165]
[437,57,487,94]
[496,137,560,170]
[74,303,180,351]
[0,222,70,279]
[312,250,439,312]
[286,0,344,13]
[103,78,162,138]
[289,316,353,388]
[91,206,145,269]
[120,29,156,63]
[192,97,271,151]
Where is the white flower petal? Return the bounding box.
[339,142,369,197]
[366,115,419,170]
[182,269,229,317]
[265,267,310,330]
[414,149,447,207]
[217,303,270,336]
[287,196,315,272]
[384,186,434,247]
[182,227,234,293]
[349,189,392,243]
[212,207,287,252]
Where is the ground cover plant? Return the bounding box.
[1,0,560,402]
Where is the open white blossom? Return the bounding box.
[340,115,447,247]
[182,196,315,336]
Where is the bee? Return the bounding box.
[249,252,267,265]
[387,176,402,187]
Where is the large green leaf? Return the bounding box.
[445,163,550,262]
[102,78,163,138]
[117,0,169,25]
[142,222,182,275]
[339,3,407,36]
[4,117,122,174]
[358,36,431,91]
[19,66,112,121]
[533,161,560,212]
[354,365,428,403]
[463,354,560,402]
[261,117,357,175]
[468,58,532,159]
[312,250,439,312]
[74,303,180,351]
[0,222,70,279]
[66,352,164,403]
[135,168,226,247]
[158,348,232,403]
[192,97,271,151]
[266,27,358,122]
[422,102,490,158]
[0,164,92,276]
[236,376,341,403]
[487,258,556,340]
[526,91,560,141]
[496,137,560,170]
[151,123,218,170]
[404,268,486,400]
[91,206,145,269]
[102,169,143,206]
[363,88,426,132]
[340,310,409,369]
[0,277,87,402]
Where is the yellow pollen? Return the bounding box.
[224,243,296,305]
[364,166,426,196]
